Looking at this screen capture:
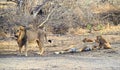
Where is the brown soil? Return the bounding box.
[0,34,120,70]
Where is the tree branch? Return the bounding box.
[38,8,56,28]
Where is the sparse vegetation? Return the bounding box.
[0,1,120,69]
[0,0,120,36]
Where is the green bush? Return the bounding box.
[86,24,92,30]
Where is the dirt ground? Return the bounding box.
[0,34,120,70]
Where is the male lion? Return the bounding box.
[14,26,27,56]
[14,26,47,56]
[96,35,111,49]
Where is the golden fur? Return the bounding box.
[15,26,47,56]
[15,26,27,56]
[96,35,111,49]
[82,38,94,42]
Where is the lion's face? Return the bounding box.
[14,30,19,38]
[14,26,25,38]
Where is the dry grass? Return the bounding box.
[100,25,120,34]
[91,3,117,14]
[0,2,16,9]
[70,25,120,35]
[68,28,89,35]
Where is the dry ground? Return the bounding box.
[0,34,120,70]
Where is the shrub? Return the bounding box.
[52,23,69,35]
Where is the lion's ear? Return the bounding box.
[19,26,25,31]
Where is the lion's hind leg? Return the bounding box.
[36,40,44,55]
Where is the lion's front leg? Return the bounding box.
[18,47,22,56]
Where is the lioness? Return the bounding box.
[96,35,111,49]
[14,26,47,56]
